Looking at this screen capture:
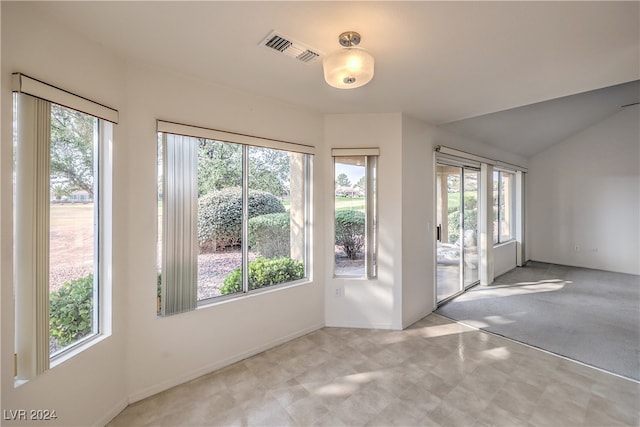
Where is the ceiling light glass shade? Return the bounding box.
[323,47,374,89]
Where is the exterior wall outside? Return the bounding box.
[527,105,640,275]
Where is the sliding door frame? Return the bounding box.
[435,158,481,305]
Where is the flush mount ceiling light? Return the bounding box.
[323,31,374,89]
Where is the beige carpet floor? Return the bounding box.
[437,261,640,381]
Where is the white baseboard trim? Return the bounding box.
[127,322,324,404]
[324,320,397,330]
[401,308,434,329]
[96,399,128,427]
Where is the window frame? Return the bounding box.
[332,148,379,279]
[12,74,116,379]
[157,121,314,315]
[493,169,516,245]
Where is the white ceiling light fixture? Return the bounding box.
[323,31,374,89]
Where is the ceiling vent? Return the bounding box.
[260,31,322,64]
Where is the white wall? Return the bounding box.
[324,113,403,330]
[527,105,640,275]
[1,4,129,426]
[401,115,435,327]
[494,241,517,278]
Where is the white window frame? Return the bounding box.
[157,120,314,316]
[494,169,516,245]
[12,74,116,380]
[332,148,379,279]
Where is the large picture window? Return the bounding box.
[13,74,116,378]
[493,169,515,244]
[333,149,378,278]
[157,122,312,316]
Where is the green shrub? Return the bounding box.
[198,187,285,250]
[335,210,365,260]
[220,257,304,294]
[248,212,290,258]
[50,274,93,347]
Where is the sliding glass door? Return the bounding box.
[436,165,462,301]
[436,163,480,303]
[463,169,479,288]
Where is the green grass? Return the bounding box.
[335,196,365,212]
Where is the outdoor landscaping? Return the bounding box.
[50,136,371,343]
[333,161,368,275]
[50,203,95,353]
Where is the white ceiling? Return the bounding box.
[443,80,640,157]
[23,1,640,157]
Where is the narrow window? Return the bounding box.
[13,74,116,378]
[493,170,515,244]
[333,151,378,278]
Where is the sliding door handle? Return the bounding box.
[436,224,441,242]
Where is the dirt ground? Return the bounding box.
[50,204,94,291]
[52,204,262,300]
[196,249,259,299]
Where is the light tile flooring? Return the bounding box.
[108,314,639,426]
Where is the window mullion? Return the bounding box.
[242,145,249,293]
[93,119,100,336]
[498,172,502,244]
[304,156,311,278]
[366,155,378,278]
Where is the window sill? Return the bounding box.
[50,333,110,369]
[195,278,314,311]
[14,333,110,388]
[332,275,376,280]
[493,240,516,249]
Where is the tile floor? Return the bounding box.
[108,314,639,426]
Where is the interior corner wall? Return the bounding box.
[324,113,403,330]
[494,241,517,278]
[322,112,523,331]
[1,3,129,426]
[527,105,640,275]
[123,62,325,403]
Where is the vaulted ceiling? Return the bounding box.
[20,1,640,157]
